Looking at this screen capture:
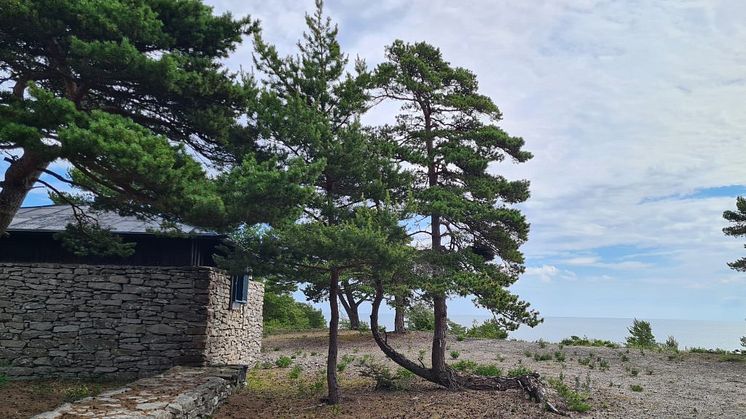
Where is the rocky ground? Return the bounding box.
[214,330,746,418]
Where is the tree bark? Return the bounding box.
[431,294,448,376]
[0,150,49,235]
[326,269,341,404]
[338,281,361,330]
[394,294,406,333]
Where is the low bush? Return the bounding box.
[559,335,619,348]
[288,365,302,379]
[473,364,501,377]
[359,360,416,391]
[0,373,8,388]
[630,384,644,392]
[507,365,533,377]
[719,354,746,363]
[548,377,591,413]
[664,336,679,352]
[465,318,508,340]
[450,350,460,359]
[275,356,292,368]
[450,359,478,372]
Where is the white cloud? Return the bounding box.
[201,0,746,319]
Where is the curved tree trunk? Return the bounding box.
[326,269,341,404]
[369,279,565,415]
[338,282,361,330]
[0,150,49,235]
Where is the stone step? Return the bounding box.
[33,365,247,419]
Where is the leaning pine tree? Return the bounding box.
[369,41,560,411]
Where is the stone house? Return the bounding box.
[0,205,264,379]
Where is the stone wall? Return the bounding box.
[204,270,264,366]
[0,263,263,379]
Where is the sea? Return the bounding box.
[445,315,745,351]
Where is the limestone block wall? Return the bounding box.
[0,263,263,379]
[203,271,264,366]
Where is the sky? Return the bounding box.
[6,0,746,322]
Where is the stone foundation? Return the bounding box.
[0,263,263,379]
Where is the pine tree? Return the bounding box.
[723,197,746,271]
[244,1,408,404]
[373,40,541,384]
[0,0,276,235]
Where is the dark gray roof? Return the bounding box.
[8,205,218,236]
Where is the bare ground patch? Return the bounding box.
[215,331,746,418]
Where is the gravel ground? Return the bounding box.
[214,331,746,418]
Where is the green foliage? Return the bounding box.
[262,291,325,335]
[465,318,508,340]
[533,352,552,362]
[559,336,619,348]
[54,220,135,257]
[0,373,7,387]
[548,377,591,413]
[450,350,460,359]
[473,364,502,377]
[723,196,746,271]
[554,351,566,362]
[0,0,305,240]
[63,384,100,402]
[406,303,435,331]
[630,384,644,392]
[374,39,540,349]
[741,336,746,349]
[289,365,303,380]
[275,356,292,368]
[447,320,467,336]
[358,360,416,391]
[626,319,656,348]
[688,347,729,354]
[450,360,478,372]
[507,365,533,378]
[719,354,746,363]
[664,336,679,352]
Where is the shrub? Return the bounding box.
[473,364,501,377]
[456,334,465,342]
[263,291,325,335]
[275,356,292,368]
[450,350,460,359]
[447,320,467,336]
[465,318,508,340]
[630,384,643,392]
[450,359,478,372]
[533,352,552,362]
[626,319,656,348]
[719,354,745,363]
[548,377,591,413]
[359,361,416,391]
[741,336,746,349]
[554,351,566,362]
[406,303,435,331]
[664,336,679,352]
[507,365,533,377]
[559,335,619,348]
[289,365,302,379]
[688,347,729,354]
[63,385,96,402]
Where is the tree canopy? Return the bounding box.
[0,0,314,249]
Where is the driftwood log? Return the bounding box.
[369,280,566,416]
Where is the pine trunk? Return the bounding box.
[394,295,406,333]
[326,269,341,404]
[0,150,49,235]
[338,282,361,330]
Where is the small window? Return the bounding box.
[231,273,250,305]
